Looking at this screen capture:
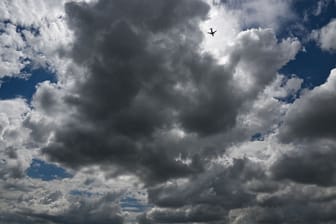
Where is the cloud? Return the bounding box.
[0,163,143,224]
[274,68,336,188]
[5,0,336,223]
[142,159,259,223]
[228,28,300,93]
[0,0,74,79]
[234,74,303,143]
[37,0,300,188]
[272,140,336,186]
[30,193,124,224]
[265,68,336,192]
[279,68,336,142]
[312,0,335,16]
[0,98,33,179]
[0,22,29,78]
[1,192,124,224]
[219,0,295,31]
[141,156,336,223]
[41,0,226,183]
[312,19,336,52]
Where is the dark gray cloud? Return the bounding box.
[251,183,336,224]
[41,0,248,184]
[10,0,334,223]
[39,0,299,187]
[279,69,336,142]
[5,0,336,224]
[271,141,336,186]
[63,0,239,137]
[1,193,123,224]
[142,155,336,223]
[260,68,336,222]
[141,159,267,223]
[0,212,54,224]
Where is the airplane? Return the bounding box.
[208,28,217,36]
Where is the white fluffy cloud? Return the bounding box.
[200,0,297,61]
[0,98,32,179]
[312,19,336,52]
[228,28,300,93]
[0,23,29,77]
[215,0,295,31]
[0,0,74,78]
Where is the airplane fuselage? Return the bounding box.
[208,28,216,36]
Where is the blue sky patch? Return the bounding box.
[0,66,57,101]
[250,133,264,142]
[279,0,336,39]
[280,42,336,88]
[292,0,336,30]
[120,196,152,213]
[1,19,40,39]
[15,24,40,38]
[278,1,336,88]
[26,159,72,181]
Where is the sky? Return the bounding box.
[0,0,336,223]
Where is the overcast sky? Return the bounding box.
[1,0,336,223]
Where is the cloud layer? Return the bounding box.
[1,0,336,223]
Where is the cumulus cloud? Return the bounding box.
[312,19,336,52]
[274,68,336,188]
[1,188,124,224]
[228,28,300,93]
[0,22,30,78]
[0,162,142,224]
[0,98,33,179]
[279,68,336,142]
[4,0,336,223]
[312,0,336,16]
[272,140,336,186]
[219,0,295,31]
[38,0,300,187]
[0,0,74,79]
[23,193,124,224]
[141,159,265,223]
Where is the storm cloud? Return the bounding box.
[3,0,336,223]
[279,69,336,142]
[41,0,299,186]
